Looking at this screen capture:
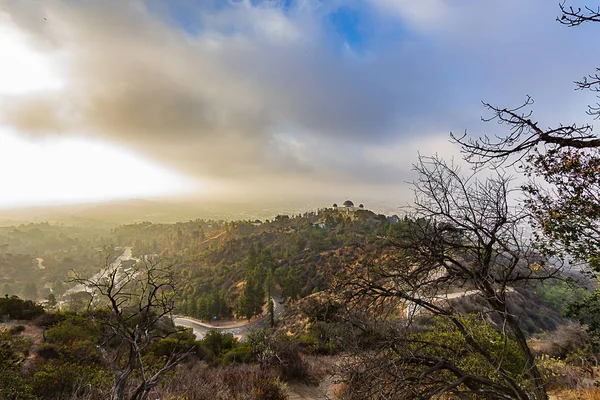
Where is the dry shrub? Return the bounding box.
[531,323,589,359]
[581,387,600,400]
[537,355,586,391]
[332,382,347,399]
[158,362,288,400]
[547,390,580,400]
[248,330,311,383]
[301,355,337,382]
[549,387,600,400]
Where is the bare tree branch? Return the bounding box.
[334,155,552,399]
[70,257,193,400]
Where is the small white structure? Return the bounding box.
[342,200,363,212]
[331,200,366,212]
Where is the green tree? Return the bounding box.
[201,330,237,359]
[277,267,301,301]
[46,293,57,308]
[237,246,271,319]
[268,298,275,328]
[0,295,44,320]
[187,296,198,318]
[23,283,37,301]
[238,269,264,319]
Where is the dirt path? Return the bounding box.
[200,230,229,244]
[287,377,337,400]
[35,257,45,270]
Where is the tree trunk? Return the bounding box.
[111,349,136,400]
[507,314,548,400]
[483,288,548,400]
[111,370,131,400]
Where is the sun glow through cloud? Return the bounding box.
[0,1,595,208]
[0,131,197,208]
[0,16,200,208]
[0,21,63,95]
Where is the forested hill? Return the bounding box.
[0,207,575,335]
[0,206,590,400]
[112,208,399,320]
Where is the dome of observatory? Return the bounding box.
[343,200,354,207]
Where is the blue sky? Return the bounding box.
[0,0,598,206]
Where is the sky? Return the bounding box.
[0,0,597,208]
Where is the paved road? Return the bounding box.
[59,246,286,340]
[62,247,135,297]
[174,294,285,340]
[56,247,137,311]
[406,287,516,318]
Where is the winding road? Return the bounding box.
[60,246,284,339]
[62,247,135,297]
[173,294,285,340]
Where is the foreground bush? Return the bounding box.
[0,330,36,400]
[160,363,288,400]
[530,323,591,359]
[31,360,111,399]
[537,355,586,392]
[248,329,310,382]
[0,296,44,320]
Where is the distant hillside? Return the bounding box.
[112,208,397,320]
[0,197,405,227]
[0,205,576,337]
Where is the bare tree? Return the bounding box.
[450,2,600,169]
[71,257,193,400]
[559,1,600,27]
[450,97,600,169]
[449,2,600,344]
[335,155,555,399]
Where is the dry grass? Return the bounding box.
[550,387,600,400]
[0,320,44,344]
[157,362,288,400]
[331,382,347,399]
[302,355,338,382]
[582,387,600,400]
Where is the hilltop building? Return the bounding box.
[332,200,365,212]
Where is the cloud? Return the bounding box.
[0,0,597,201]
[367,0,451,31]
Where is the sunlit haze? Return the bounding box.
[0,20,198,208]
[0,1,596,210]
[0,131,197,208]
[0,23,62,94]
